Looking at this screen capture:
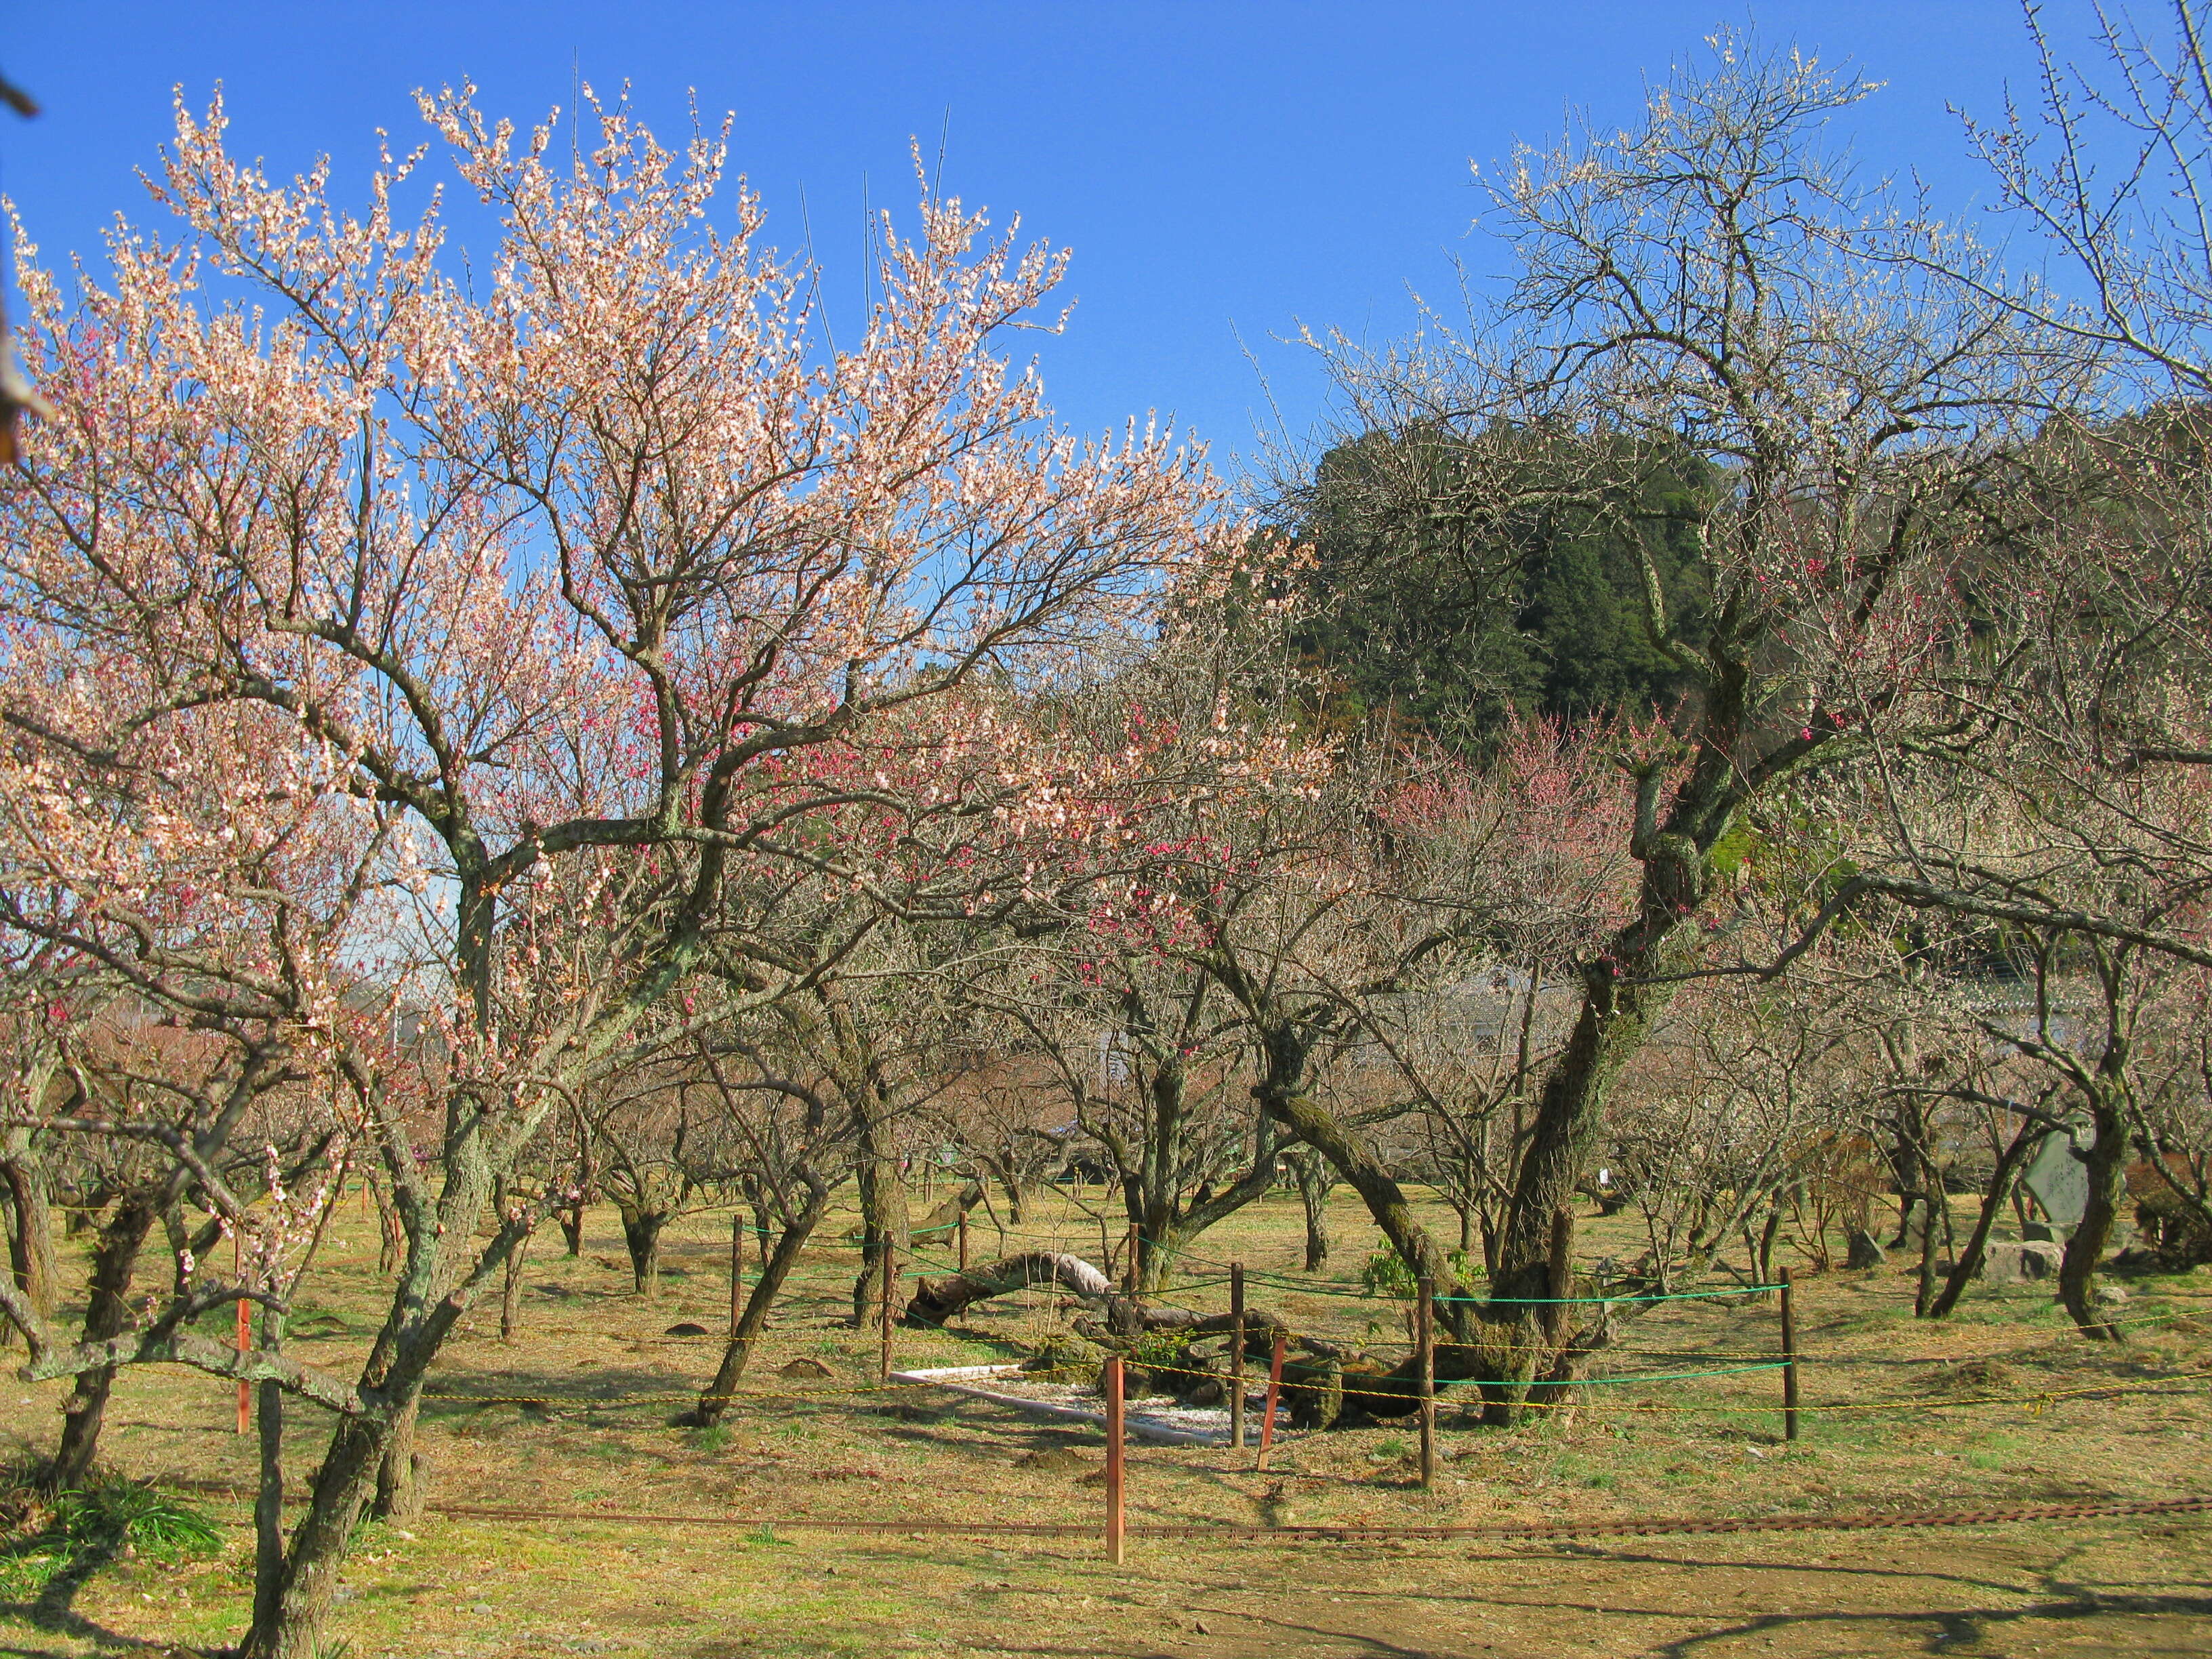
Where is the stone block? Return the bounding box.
[1978,1240,2062,1284]
[1844,1228,1887,1269]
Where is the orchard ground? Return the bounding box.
[3,1186,2209,1658]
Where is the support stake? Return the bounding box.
[879,1242,897,1383]
[1417,1274,1436,1490]
[1256,1331,1286,1471]
[729,1212,745,1341]
[1104,1355,1126,1565]
[1780,1265,1800,1443]
[234,1229,249,1435]
[1229,1262,1246,1450]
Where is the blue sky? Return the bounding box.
[1,3,2087,480]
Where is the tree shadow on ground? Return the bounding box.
[1652,1593,2212,1656]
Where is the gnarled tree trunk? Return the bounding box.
[1288,1149,1334,1271]
[1,1126,60,1332]
[48,1194,157,1490]
[695,1202,825,1425]
[2057,1099,2129,1340]
[617,1204,670,1298]
[851,1107,909,1324]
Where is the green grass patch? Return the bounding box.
[0,1476,222,1601]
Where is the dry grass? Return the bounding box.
[4,1187,2209,1656]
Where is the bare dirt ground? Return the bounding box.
[5,1187,2208,1657]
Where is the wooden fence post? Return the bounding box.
[1256,1331,1286,1471]
[879,1242,897,1383]
[1104,1355,1126,1565]
[1780,1265,1799,1443]
[1417,1274,1435,1490]
[729,1212,745,1341]
[1229,1263,1246,1450]
[958,1209,969,1273]
[1123,1221,1139,1296]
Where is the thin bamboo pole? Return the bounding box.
[1229,1263,1246,1450]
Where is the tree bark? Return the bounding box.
[1914,1183,1943,1318]
[851,1109,909,1324]
[903,1251,1116,1326]
[500,1225,532,1343]
[1291,1151,1333,1271]
[1927,1113,2042,1319]
[2057,1099,2129,1339]
[695,1204,822,1425]
[252,1313,286,1641]
[1254,1067,1470,1340]
[370,1395,424,1523]
[47,1194,157,1490]
[617,1206,668,1298]
[1,1126,60,1328]
[243,1406,399,1658]
[369,1170,403,1276]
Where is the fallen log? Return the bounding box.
[903,1251,1122,1328]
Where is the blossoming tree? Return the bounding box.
[0,84,1229,1656]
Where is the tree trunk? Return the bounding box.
[903,1251,1117,1326]
[243,1406,399,1658]
[1755,1208,1782,1294]
[1292,1152,1332,1271]
[1928,1113,2042,1319]
[559,1200,586,1258]
[1914,1183,1943,1318]
[369,1170,403,1277]
[619,1206,668,1298]
[695,1206,822,1425]
[2057,1101,2129,1340]
[912,1179,985,1241]
[252,1313,286,1640]
[1254,1054,1470,1340]
[370,1395,424,1523]
[851,1113,909,1324]
[48,1195,157,1490]
[1,1128,60,1328]
[500,1225,532,1343]
[1479,951,1679,1421]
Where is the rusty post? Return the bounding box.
[1417,1274,1435,1490]
[1780,1265,1800,1443]
[234,1229,250,1434]
[1104,1355,1126,1565]
[1124,1221,1140,1296]
[1256,1330,1286,1471]
[1229,1262,1246,1450]
[958,1208,969,1273]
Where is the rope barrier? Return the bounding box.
[389,1355,2207,1420]
[173,1484,2212,1543]
[419,1492,2212,1541]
